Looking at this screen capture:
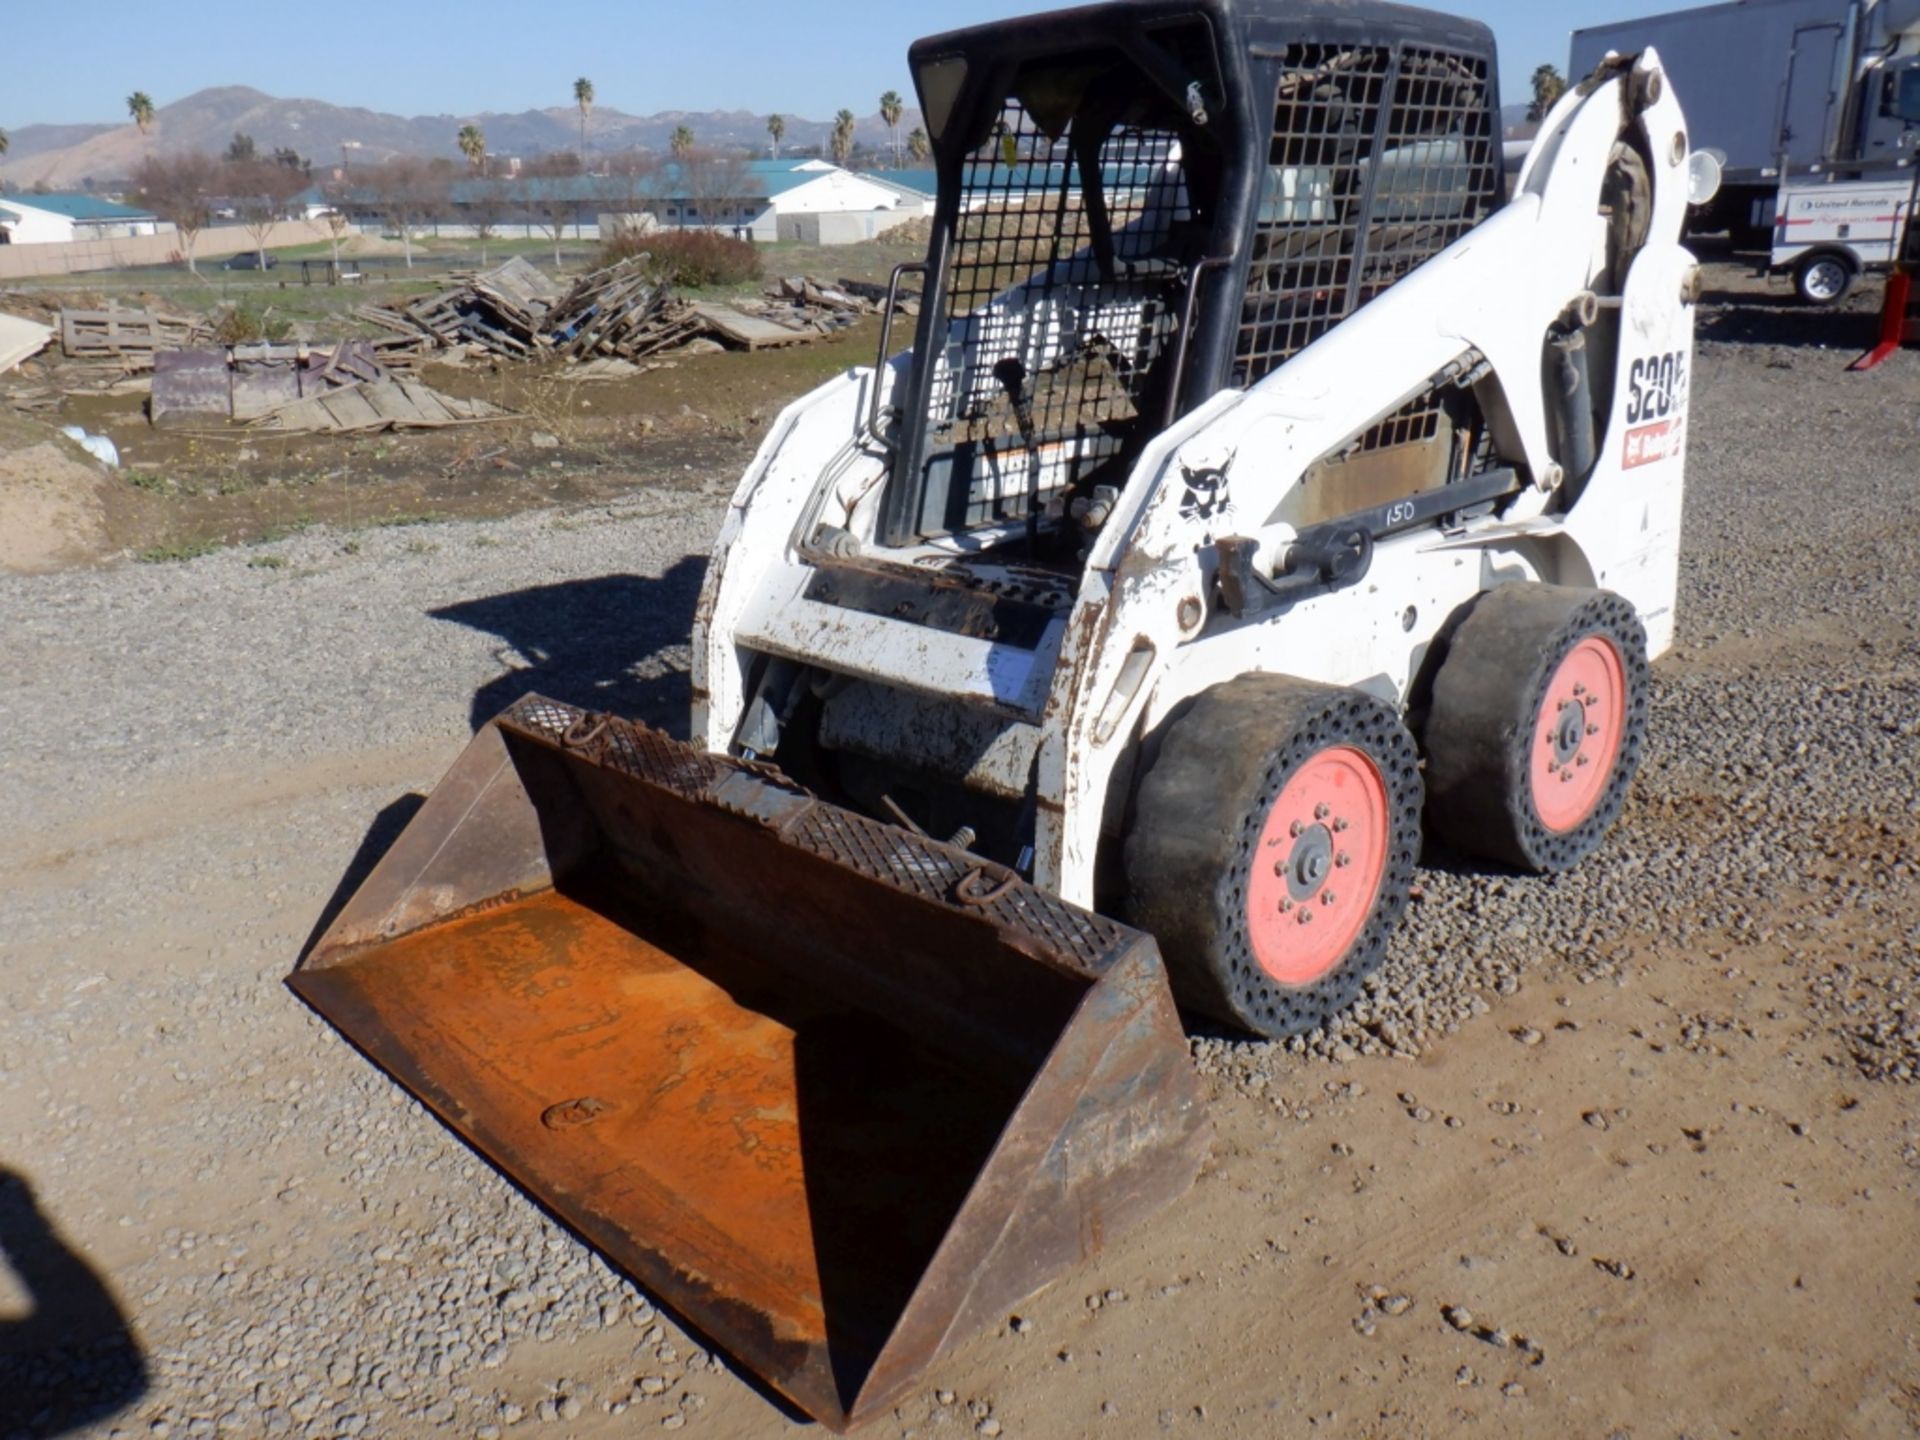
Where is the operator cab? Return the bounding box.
[861,0,1504,572]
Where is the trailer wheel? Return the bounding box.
[1794,252,1856,306]
[1125,677,1422,1038]
[1422,585,1649,873]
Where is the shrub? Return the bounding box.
[599,227,762,289]
[211,300,291,346]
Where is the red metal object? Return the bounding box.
[1530,636,1627,833]
[1852,269,1915,372]
[290,697,1209,1432]
[1244,745,1390,985]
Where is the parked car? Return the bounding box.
[222,251,279,271]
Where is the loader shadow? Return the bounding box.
[429,561,708,739]
[0,1168,148,1438]
[297,792,427,962]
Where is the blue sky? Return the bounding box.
[3,1,1694,129]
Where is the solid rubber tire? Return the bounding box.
[1124,675,1423,1038]
[1421,584,1649,873]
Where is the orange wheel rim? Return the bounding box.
[1245,746,1390,987]
[1530,635,1627,832]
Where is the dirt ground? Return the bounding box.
[0,233,917,564]
[2,250,1918,1440]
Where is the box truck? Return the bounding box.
[1572,0,1920,239]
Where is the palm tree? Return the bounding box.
[766,113,786,161]
[831,109,857,166]
[879,90,904,169]
[457,124,487,172]
[907,127,930,163]
[671,126,695,160]
[127,92,156,136]
[1528,64,1567,123]
[573,77,595,164]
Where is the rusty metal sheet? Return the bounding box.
[292,697,1208,1430]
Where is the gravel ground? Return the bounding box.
[3,263,1918,1440]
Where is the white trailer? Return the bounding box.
[1770,169,1919,299]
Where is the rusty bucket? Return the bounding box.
[290,697,1208,1430]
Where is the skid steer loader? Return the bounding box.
[294,1,1711,1429]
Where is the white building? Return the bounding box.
[0,193,160,245]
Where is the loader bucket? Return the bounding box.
[291,696,1208,1431]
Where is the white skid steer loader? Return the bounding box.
[696,2,1708,1036]
[293,3,1713,1428]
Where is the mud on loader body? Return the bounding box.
[296,1,1710,1428]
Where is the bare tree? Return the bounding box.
[521,176,578,267]
[605,149,659,233]
[226,157,309,270]
[681,148,760,234]
[320,175,355,268]
[467,178,510,264]
[367,157,446,269]
[132,152,217,275]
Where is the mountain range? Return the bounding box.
[0,87,926,189]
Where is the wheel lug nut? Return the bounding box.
[1588,724,1600,737]
[1314,803,1330,820]
[1336,852,1351,868]
[1573,684,1587,697]
[1298,909,1314,925]
[1333,818,1349,833]
[1322,891,1337,905]
[1577,754,1591,767]
[1280,898,1293,912]
[1290,819,1304,838]
[1548,761,1560,773]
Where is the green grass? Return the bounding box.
[368,511,443,529]
[138,539,220,564]
[247,554,290,571]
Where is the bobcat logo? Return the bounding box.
[1178,454,1235,521]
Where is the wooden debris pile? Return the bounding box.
[60,304,210,369]
[351,258,909,365]
[151,338,513,435]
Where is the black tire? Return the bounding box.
[1422,584,1649,873]
[1794,251,1856,307]
[1124,676,1423,1038]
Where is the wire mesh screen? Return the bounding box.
[923,103,1191,534]
[1352,390,1444,454]
[1237,44,1494,386]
